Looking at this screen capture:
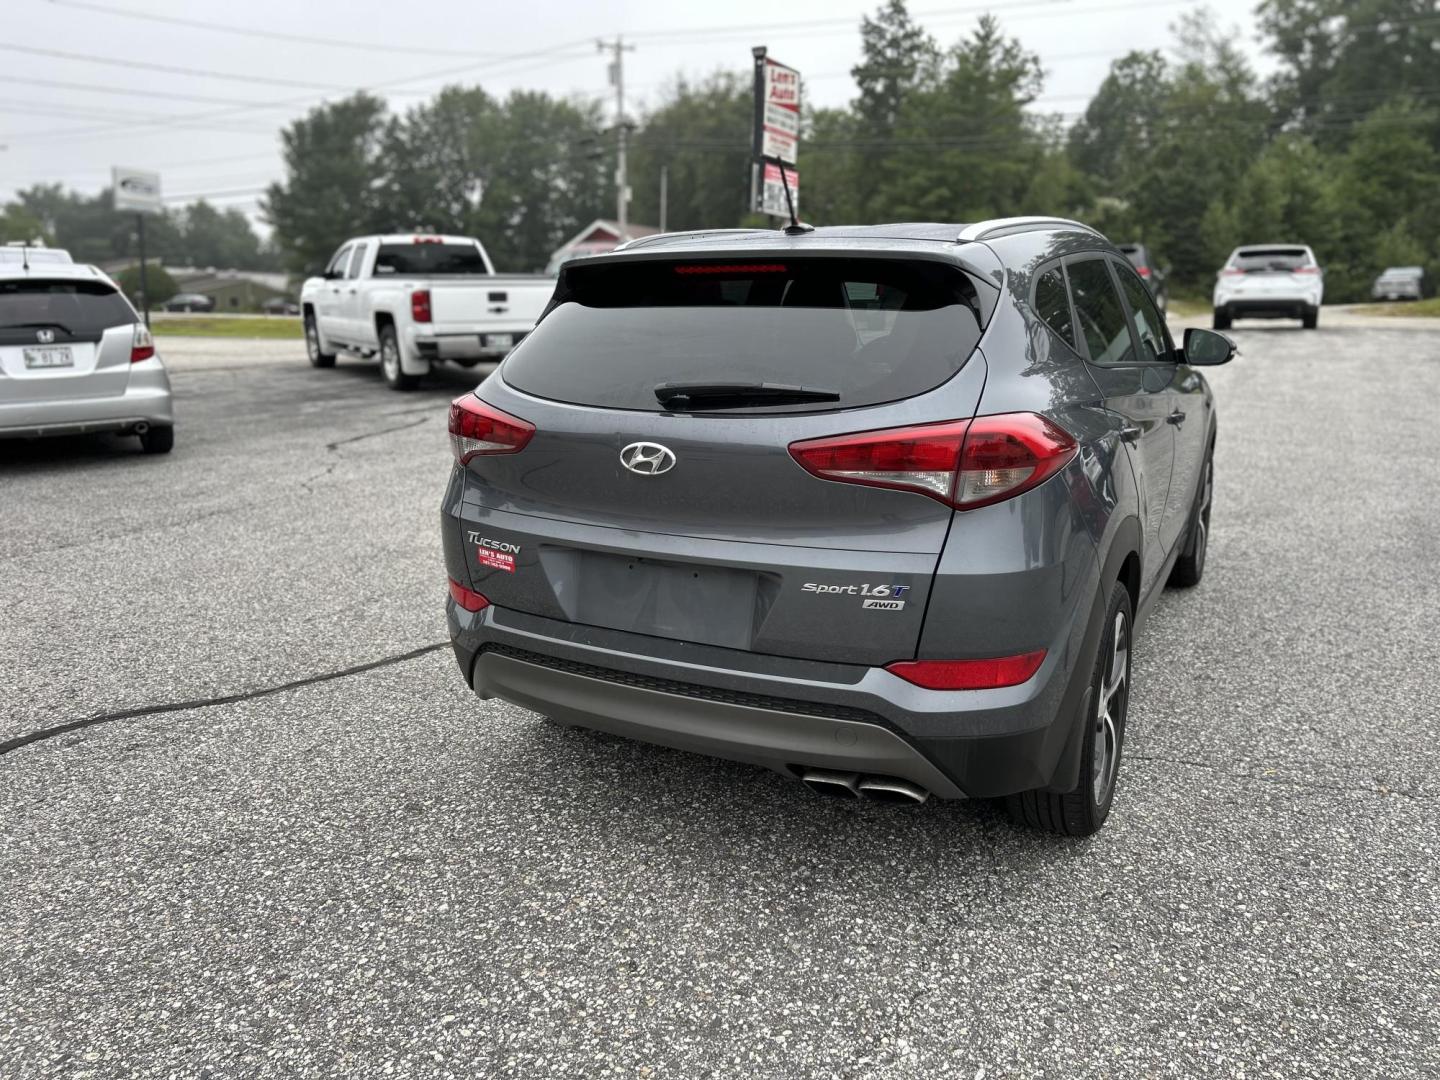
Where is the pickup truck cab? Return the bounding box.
[301,234,554,390]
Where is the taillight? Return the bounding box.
[448,578,490,612]
[1137,265,1151,278]
[1294,266,1320,274]
[788,413,1076,511]
[448,394,534,463]
[1220,268,1245,276]
[411,288,432,323]
[130,323,155,363]
[886,651,1046,690]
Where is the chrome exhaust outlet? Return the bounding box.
[857,776,930,804]
[801,769,861,799]
[133,421,149,435]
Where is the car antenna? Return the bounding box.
[777,163,812,236]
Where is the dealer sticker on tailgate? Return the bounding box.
[469,531,518,573]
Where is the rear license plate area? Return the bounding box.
[23,346,73,369]
[481,333,513,351]
[541,548,774,650]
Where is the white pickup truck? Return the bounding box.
[300,234,554,390]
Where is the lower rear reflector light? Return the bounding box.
[448,578,490,612]
[885,651,1046,690]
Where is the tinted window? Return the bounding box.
[1114,263,1171,362]
[504,258,985,414]
[1231,248,1311,271]
[1033,268,1077,350]
[346,243,368,279]
[373,243,489,275]
[325,245,351,276]
[1067,259,1134,366]
[0,279,135,342]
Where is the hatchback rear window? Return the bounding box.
[502,258,985,413]
[1231,248,1311,271]
[373,243,488,275]
[0,279,135,341]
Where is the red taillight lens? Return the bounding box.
[447,578,490,612]
[788,413,1076,510]
[955,413,1078,509]
[1294,266,1320,274]
[673,263,787,275]
[885,651,1046,690]
[1220,268,1245,277]
[130,323,155,363]
[448,394,534,464]
[411,288,432,323]
[1137,265,1151,278]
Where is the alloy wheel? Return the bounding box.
[382,337,400,382]
[305,321,319,362]
[1092,608,1129,805]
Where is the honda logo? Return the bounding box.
[35,329,55,344]
[620,441,676,476]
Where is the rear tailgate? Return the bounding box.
[448,253,992,667]
[430,277,552,331]
[0,280,137,403]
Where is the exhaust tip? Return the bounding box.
[133,421,149,435]
[857,776,930,804]
[801,769,861,799]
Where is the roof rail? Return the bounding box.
[957,217,1104,243]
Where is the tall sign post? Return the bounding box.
[750,47,801,221]
[112,166,163,326]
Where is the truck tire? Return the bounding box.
[379,323,420,391]
[305,312,335,368]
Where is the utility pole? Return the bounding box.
[659,164,668,233]
[597,36,635,235]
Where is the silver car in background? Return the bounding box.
[0,245,174,454]
[1372,266,1425,302]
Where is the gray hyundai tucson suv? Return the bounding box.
[442,218,1235,835]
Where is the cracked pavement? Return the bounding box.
[2,323,1438,1078]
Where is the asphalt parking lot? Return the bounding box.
[2,314,1438,1079]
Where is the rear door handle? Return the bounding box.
[1119,424,1141,444]
[1167,410,1186,425]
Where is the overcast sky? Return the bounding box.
[2,0,1268,229]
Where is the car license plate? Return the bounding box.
[483,334,513,350]
[23,346,73,369]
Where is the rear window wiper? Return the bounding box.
[654,381,840,410]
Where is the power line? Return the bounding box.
[0,41,353,91]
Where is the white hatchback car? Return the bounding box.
[0,245,174,453]
[1213,244,1324,330]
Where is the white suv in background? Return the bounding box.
[1213,244,1324,330]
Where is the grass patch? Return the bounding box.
[1166,296,1212,319]
[150,315,303,339]
[1347,297,1440,318]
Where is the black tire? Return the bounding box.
[1302,306,1318,329]
[379,323,421,391]
[1168,454,1212,588]
[139,425,174,454]
[1006,581,1132,837]
[304,312,336,368]
[1213,307,1231,330]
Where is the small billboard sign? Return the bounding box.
[112,167,163,214]
[759,162,798,219]
[761,59,801,163]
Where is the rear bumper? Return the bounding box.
[409,327,528,361]
[449,597,1098,800]
[1214,289,1321,318]
[0,360,173,438]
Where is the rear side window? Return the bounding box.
[346,243,368,279]
[1231,248,1311,271]
[1067,259,1134,366]
[503,258,985,414]
[1032,268,1077,350]
[0,280,135,342]
[373,243,489,275]
[1114,264,1171,363]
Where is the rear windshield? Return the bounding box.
[502,258,985,414]
[0,279,135,341]
[1231,248,1311,271]
[373,243,489,276]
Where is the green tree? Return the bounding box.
[264,93,390,274]
[117,262,178,306]
[1066,51,1169,191]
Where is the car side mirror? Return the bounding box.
[1183,327,1236,366]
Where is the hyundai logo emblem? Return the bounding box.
[620,441,677,476]
[35,329,55,344]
